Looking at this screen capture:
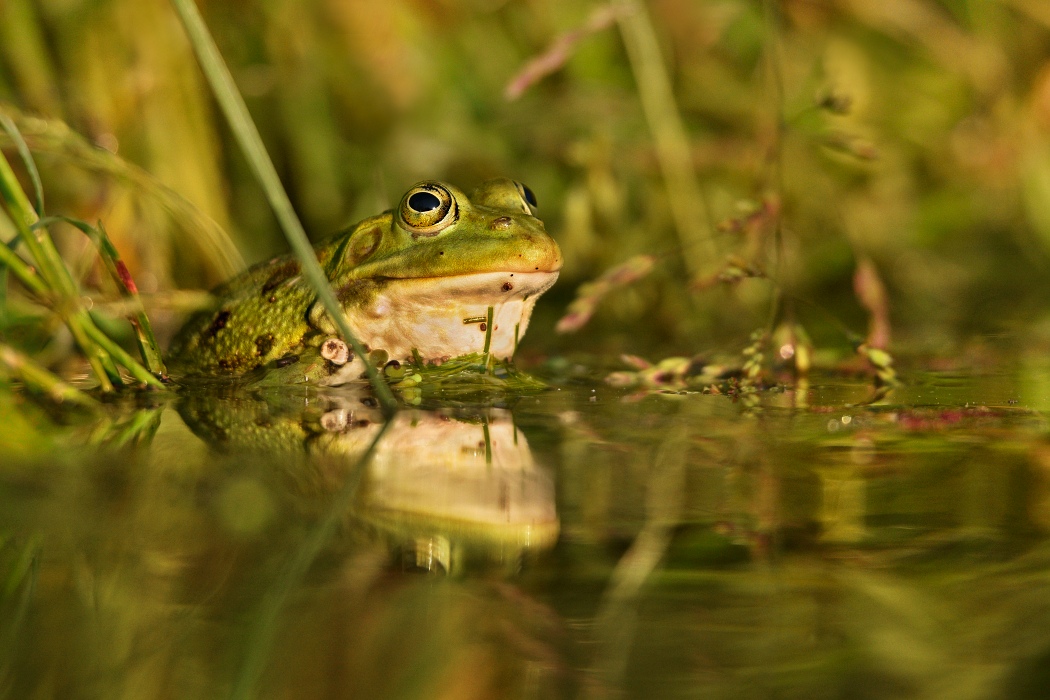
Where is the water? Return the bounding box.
[3,367,1050,699]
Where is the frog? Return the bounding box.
[168,178,562,384]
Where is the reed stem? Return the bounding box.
[169,0,397,416]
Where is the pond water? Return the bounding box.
[3,365,1050,699]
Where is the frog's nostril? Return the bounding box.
[490,216,512,230]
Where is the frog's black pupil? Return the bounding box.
[409,191,441,213]
[521,184,538,208]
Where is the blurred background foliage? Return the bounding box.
[3,0,1050,362]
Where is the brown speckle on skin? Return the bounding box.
[204,310,232,339]
[255,334,275,357]
[502,282,513,292]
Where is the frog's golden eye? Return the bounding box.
[399,182,457,235]
[515,181,538,213]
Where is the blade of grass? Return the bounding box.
[0,113,43,216]
[761,0,786,339]
[0,342,100,408]
[0,534,40,690]
[230,419,391,700]
[0,220,48,297]
[587,423,687,697]
[0,105,244,279]
[482,305,493,370]
[37,215,167,377]
[95,407,164,448]
[0,144,121,390]
[79,320,165,389]
[614,0,718,280]
[169,0,396,416]
[95,221,166,375]
[0,266,7,328]
[0,112,41,335]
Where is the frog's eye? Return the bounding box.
[399,182,457,235]
[515,181,538,213]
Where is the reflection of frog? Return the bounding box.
[169,179,562,384]
[176,390,558,571]
[353,409,559,573]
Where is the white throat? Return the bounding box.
[339,269,557,369]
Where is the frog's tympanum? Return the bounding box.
[169,179,561,384]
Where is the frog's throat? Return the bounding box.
[363,411,559,544]
[318,270,557,379]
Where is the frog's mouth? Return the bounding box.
[339,269,558,367]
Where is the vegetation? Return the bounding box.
[2,0,1049,385]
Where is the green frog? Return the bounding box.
[168,178,561,384]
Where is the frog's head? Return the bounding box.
[333,178,561,282]
[320,179,562,363]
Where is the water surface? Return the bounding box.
[3,367,1050,699]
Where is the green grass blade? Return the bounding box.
[483,305,494,371]
[36,215,167,377]
[0,141,120,390]
[169,0,396,416]
[0,105,244,279]
[615,0,717,279]
[79,320,165,389]
[0,113,43,216]
[0,342,100,409]
[96,221,166,376]
[230,419,392,700]
[0,213,48,297]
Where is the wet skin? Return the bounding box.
[168,179,562,384]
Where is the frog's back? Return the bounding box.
[167,216,381,377]
[168,252,319,375]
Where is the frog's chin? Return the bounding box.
[322,270,557,385]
